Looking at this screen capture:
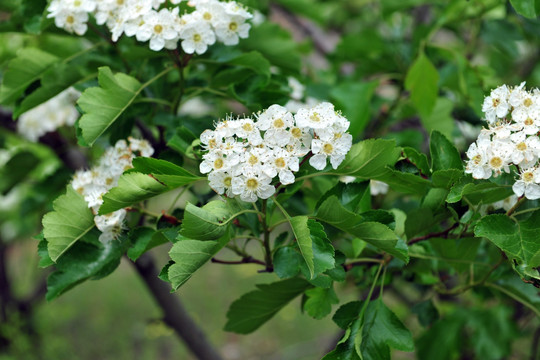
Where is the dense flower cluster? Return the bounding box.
[466,82,540,200]
[46,0,252,52]
[200,102,353,202]
[17,88,80,142]
[72,138,154,242]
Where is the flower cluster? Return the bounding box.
[46,0,252,53]
[466,82,540,200]
[18,88,80,142]
[200,102,353,202]
[72,138,154,242]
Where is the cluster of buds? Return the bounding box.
[47,0,252,53]
[72,138,154,242]
[200,102,353,202]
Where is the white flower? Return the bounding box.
[509,131,540,166]
[263,148,299,185]
[482,85,510,124]
[257,105,294,147]
[231,173,275,202]
[230,118,263,145]
[370,180,389,196]
[136,8,180,51]
[214,14,251,45]
[208,171,234,197]
[509,85,540,123]
[179,20,216,55]
[295,102,337,130]
[465,139,491,179]
[513,168,540,200]
[94,209,126,243]
[310,133,352,170]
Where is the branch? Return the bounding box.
[211,257,266,266]
[130,253,223,360]
[408,223,459,246]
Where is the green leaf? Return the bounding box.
[129,157,203,188]
[322,318,362,360]
[420,98,455,138]
[37,235,54,268]
[510,0,538,18]
[330,81,378,137]
[42,186,95,262]
[46,235,128,300]
[432,169,463,189]
[0,150,40,194]
[99,173,168,215]
[361,299,414,359]
[224,278,312,334]
[430,237,481,273]
[447,176,513,204]
[377,168,432,195]
[475,212,540,268]
[78,67,171,145]
[405,53,439,117]
[289,217,335,279]
[330,139,401,178]
[180,201,232,240]
[430,131,463,172]
[333,301,362,330]
[168,232,230,290]
[127,227,168,261]
[273,246,303,279]
[316,181,371,214]
[317,196,408,262]
[403,146,431,176]
[412,300,439,327]
[13,63,85,118]
[0,48,59,105]
[304,287,339,319]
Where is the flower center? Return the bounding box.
[323,143,334,154]
[242,123,253,132]
[74,0,81,6]
[310,112,321,123]
[523,172,535,182]
[208,139,217,148]
[154,24,163,34]
[116,0,124,5]
[248,154,258,165]
[193,34,201,42]
[492,98,500,107]
[106,178,114,186]
[275,158,286,168]
[517,142,527,151]
[489,157,503,168]
[291,127,302,138]
[214,158,224,170]
[66,15,75,24]
[246,178,258,190]
[524,98,533,107]
[224,177,232,187]
[273,119,285,128]
[525,117,534,126]
[229,22,238,31]
[472,154,482,165]
[203,12,212,21]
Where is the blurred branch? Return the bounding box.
[130,253,223,360]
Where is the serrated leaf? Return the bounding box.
[168,232,230,290]
[377,168,432,195]
[317,196,408,262]
[304,287,339,319]
[316,181,371,214]
[290,217,335,279]
[0,48,59,105]
[99,173,168,214]
[330,139,401,178]
[322,318,362,360]
[405,53,439,117]
[46,234,128,300]
[430,237,481,273]
[224,278,311,334]
[361,299,414,359]
[273,246,302,279]
[129,157,203,188]
[430,131,462,172]
[432,169,463,189]
[37,235,54,268]
[447,175,513,204]
[180,201,232,240]
[510,0,538,18]
[475,212,540,268]
[78,66,170,145]
[42,186,95,262]
[403,146,431,176]
[333,301,362,330]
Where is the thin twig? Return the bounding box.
[408,223,459,245]
[211,257,266,266]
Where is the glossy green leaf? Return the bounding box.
[0,48,59,105]
[405,53,439,117]
[475,212,540,268]
[432,169,463,189]
[316,181,371,214]
[224,278,312,334]
[46,234,128,300]
[330,139,401,178]
[273,246,303,279]
[289,217,335,279]
[127,227,168,261]
[333,301,362,330]
[129,157,203,188]
[168,232,230,290]
[447,176,513,204]
[180,201,232,240]
[42,186,95,262]
[361,299,414,359]
[304,287,339,319]
[430,131,463,172]
[99,173,168,215]
[510,0,538,18]
[377,168,432,195]
[430,237,481,273]
[402,146,431,177]
[322,318,362,360]
[317,196,408,262]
